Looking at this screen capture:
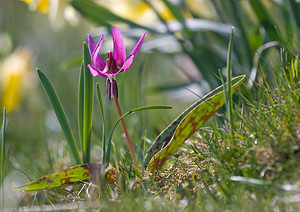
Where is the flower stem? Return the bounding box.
[113,94,137,166]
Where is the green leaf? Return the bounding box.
[15,164,92,191]
[82,43,94,163]
[145,75,246,170]
[15,164,117,191]
[37,69,81,164]
[105,105,172,164]
[71,0,155,33]
[78,63,84,153]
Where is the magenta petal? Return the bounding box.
[119,55,134,73]
[87,34,95,55]
[92,35,106,70]
[88,64,110,78]
[112,26,126,67]
[129,32,146,58]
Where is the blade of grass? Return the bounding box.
[226,27,234,138]
[105,105,172,164]
[82,42,94,164]
[1,108,6,208]
[96,83,106,163]
[37,69,81,164]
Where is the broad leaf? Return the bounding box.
[15,164,116,192]
[145,75,246,170]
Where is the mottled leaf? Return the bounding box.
[145,75,246,170]
[15,164,116,192]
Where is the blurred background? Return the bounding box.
[0,0,299,196]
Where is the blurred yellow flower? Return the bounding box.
[0,49,32,113]
[22,0,79,30]
[22,0,50,13]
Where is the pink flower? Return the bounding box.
[87,26,146,78]
[87,26,145,99]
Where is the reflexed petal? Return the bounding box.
[119,55,134,73]
[87,34,95,55]
[92,35,106,70]
[129,32,146,58]
[88,64,110,78]
[112,26,126,67]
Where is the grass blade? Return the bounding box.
[96,83,106,163]
[105,105,172,164]
[1,108,6,207]
[82,42,94,163]
[37,69,81,164]
[226,27,234,137]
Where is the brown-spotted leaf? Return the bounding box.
[146,75,246,170]
[15,163,116,191]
